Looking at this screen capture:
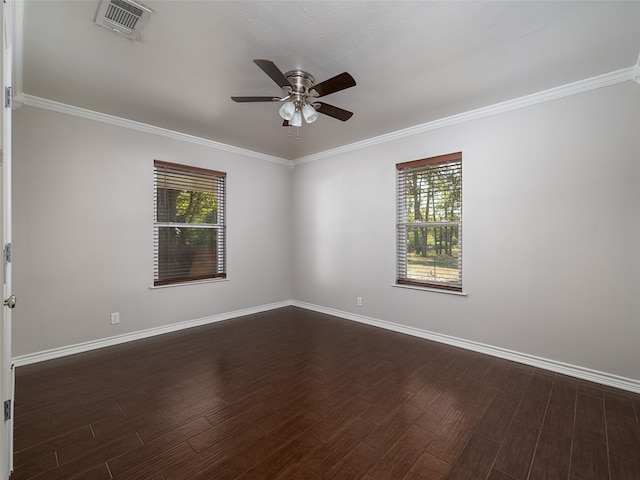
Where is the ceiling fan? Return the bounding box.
[231,59,356,128]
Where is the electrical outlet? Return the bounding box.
[357,297,363,307]
[110,312,120,325]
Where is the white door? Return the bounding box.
[1,0,14,478]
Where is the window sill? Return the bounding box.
[391,284,467,296]
[149,278,229,289]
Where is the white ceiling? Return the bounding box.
[17,1,640,160]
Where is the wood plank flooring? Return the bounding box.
[11,306,640,479]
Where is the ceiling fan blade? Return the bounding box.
[315,102,353,121]
[282,120,290,127]
[254,59,292,89]
[311,72,356,97]
[231,96,279,102]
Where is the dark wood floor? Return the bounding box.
[11,306,640,480]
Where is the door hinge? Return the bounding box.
[4,86,12,109]
[3,243,11,285]
[3,400,10,421]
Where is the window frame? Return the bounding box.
[396,152,462,292]
[153,160,226,287]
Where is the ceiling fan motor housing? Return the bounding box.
[284,71,319,108]
[285,71,315,94]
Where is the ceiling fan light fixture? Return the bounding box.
[231,59,356,133]
[302,103,319,124]
[291,111,303,127]
[278,101,296,121]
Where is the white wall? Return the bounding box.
[12,107,292,356]
[11,82,640,385]
[292,82,640,382]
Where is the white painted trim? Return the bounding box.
[13,66,635,170]
[12,300,292,367]
[148,278,229,289]
[16,94,294,168]
[7,0,637,168]
[294,66,636,165]
[292,300,640,394]
[11,0,24,102]
[12,298,640,393]
[391,284,468,296]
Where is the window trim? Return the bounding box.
[153,160,227,287]
[396,152,462,292]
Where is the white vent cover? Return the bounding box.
[95,0,152,40]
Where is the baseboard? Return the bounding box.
[12,300,293,367]
[292,301,640,395]
[13,299,640,394]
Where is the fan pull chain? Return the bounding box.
[286,125,301,140]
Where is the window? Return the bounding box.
[154,160,226,286]
[396,152,462,292]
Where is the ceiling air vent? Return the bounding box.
[95,0,152,40]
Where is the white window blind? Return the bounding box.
[154,160,226,286]
[396,152,462,291]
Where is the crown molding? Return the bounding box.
[294,66,636,166]
[18,94,293,168]
[16,66,634,170]
[10,0,293,167]
[10,0,290,166]
[8,0,638,167]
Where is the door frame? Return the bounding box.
[1,0,15,478]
